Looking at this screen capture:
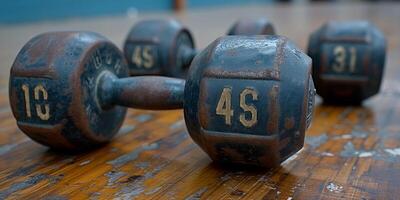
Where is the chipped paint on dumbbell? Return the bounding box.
[184,35,314,167]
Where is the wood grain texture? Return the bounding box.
[0,2,400,199]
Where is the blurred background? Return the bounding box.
[0,0,399,85]
[0,0,398,24]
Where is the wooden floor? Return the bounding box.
[0,2,400,200]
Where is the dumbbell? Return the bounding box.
[308,21,386,104]
[10,32,314,167]
[123,18,275,78]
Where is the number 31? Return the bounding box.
[332,45,357,73]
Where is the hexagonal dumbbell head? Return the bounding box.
[123,18,276,78]
[184,35,315,168]
[308,21,386,104]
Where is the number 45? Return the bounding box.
[216,87,258,128]
[132,46,154,69]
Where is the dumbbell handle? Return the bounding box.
[98,72,185,110]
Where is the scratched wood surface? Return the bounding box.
[0,2,400,200]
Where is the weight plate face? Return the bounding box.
[77,42,128,142]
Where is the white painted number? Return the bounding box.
[239,88,258,128]
[22,84,50,120]
[21,84,31,118]
[216,87,258,128]
[132,46,154,69]
[216,88,233,125]
[332,45,357,73]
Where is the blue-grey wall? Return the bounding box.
[0,0,273,24]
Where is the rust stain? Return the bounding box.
[198,79,210,130]
[202,68,280,80]
[284,117,295,130]
[272,37,285,77]
[267,85,280,134]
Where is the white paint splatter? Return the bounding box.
[340,134,353,139]
[170,120,185,130]
[305,133,328,149]
[326,182,344,193]
[384,148,400,156]
[104,171,127,186]
[136,114,153,123]
[117,125,135,136]
[359,152,374,157]
[0,143,18,156]
[321,152,334,157]
[281,149,303,165]
[79,160,91,166]
[144,186,162,195]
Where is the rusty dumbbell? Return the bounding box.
[308,21,386,104]
[10,32,313,167]
[123,18,275,78]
